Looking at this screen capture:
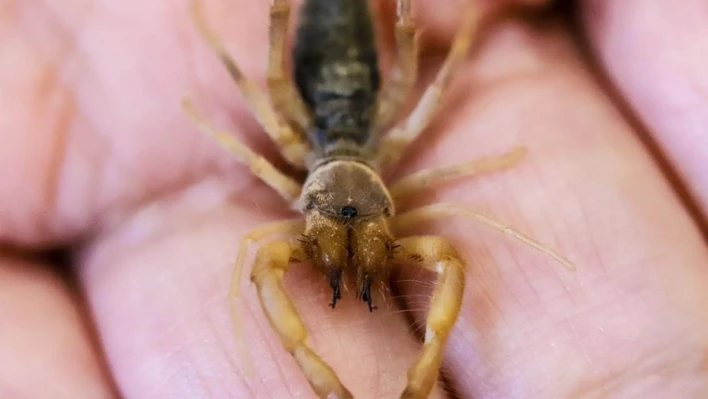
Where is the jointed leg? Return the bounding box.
[390,146,527,206]
[231,220,304,305]
[391,203,576,271]
[393,236,466,399]
[190,0,309,167]
[374,0,419,132]
[182,99,302,202]
[267,0,312,133]
[229,220,304,376]
[377,6,481,170]
[250,240,353,399]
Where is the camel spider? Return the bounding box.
[182,0,575,398]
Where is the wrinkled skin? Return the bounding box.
[1,0,708,398]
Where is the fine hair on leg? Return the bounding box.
[393,235,466,399]
[190,0,309,167]
[391,203,576,271]
[389,146,527,206]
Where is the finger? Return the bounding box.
[78,181,448,398]
[0,254,117,398]
[393,13,708,399]
[580,0,708,221]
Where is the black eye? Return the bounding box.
[340,206,358,218]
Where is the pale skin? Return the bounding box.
[1,1,708,399]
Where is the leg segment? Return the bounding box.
[250,240,353,399]
[377,6,481,170]
[391,203,576,271]
[374,0,419,132]
[267,0,312,133]
[190,0,309,167]
[390,146,526,206]
[229,220,304,376]
[231,220,304,307]
[393,236,466,399]
[182,99,302,202]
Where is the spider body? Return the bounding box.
[183,1,574,398]
[292,0,393,311]
[294,0,380,159]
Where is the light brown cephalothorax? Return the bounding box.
[298,159,396,311]
[183,1,576,398]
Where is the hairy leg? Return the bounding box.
[374,0,419,132]
[267,0,312,133]
[377,6,480,170]
[227,220,304,375]
[231,219,304,303]
[190,0,309,167]
[389,146,526,206]
[391,203,576,271]
[249,240,352,399]
[182,99,302,202]
[393,236,466,399]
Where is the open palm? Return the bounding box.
[2,0,707,398]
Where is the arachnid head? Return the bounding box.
[298,161,396,311]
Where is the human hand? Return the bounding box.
[1,0,707,398]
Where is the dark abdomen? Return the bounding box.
[293,0,380,158]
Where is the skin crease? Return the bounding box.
[1,0,707,398]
